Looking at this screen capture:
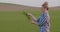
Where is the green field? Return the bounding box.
[0,10,60,32]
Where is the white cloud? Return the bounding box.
[0,0,60,7]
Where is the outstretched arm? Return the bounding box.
[27,13,38,25]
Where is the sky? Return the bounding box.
[0,0,60,7]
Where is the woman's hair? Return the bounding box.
[42,2,49,10]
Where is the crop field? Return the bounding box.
[0,10,60,32]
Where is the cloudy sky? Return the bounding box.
[0,0,60,7]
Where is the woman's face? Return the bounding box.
[41,1,48,12]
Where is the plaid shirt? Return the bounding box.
[37,11,50,32]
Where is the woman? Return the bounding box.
[25,2,50,32]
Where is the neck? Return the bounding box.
[43,10,48,13]
[43,10,48,12]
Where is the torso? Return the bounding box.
[40,11,50,32]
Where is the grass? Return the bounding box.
[0,10,60,32]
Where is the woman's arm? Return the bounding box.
[27,13,38,25]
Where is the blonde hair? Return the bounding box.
[42,2,49,10]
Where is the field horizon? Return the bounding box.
[0,3,60,11]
